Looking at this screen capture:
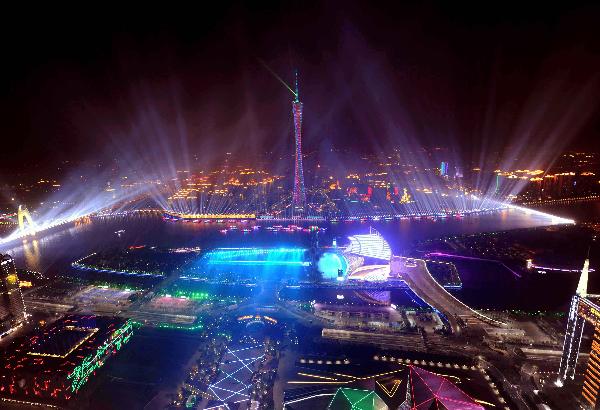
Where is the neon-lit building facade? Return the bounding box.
[292,70,306,213]
[556,258,600,409]
[0,254,27,337]
[0,315,133,407]
[406,365,484,409]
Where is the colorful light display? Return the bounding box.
[163,211,256,220]
[407,365,484,409]
[328,388,387,410]
[202,247,309,267]
[317,252,348,280]
[67,319,134,392]
[0,315,134,406]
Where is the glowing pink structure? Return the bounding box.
[408,365,484,409]
[292,70,306,212]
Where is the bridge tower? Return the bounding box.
[17,205,35,235]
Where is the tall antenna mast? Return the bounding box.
[294,69,300,103]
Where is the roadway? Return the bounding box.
[390,256,506,333]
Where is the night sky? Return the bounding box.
[2,1,600,174]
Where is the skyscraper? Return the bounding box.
[0,254,27,337]
[292,70,306,213]
[440,161,449,177]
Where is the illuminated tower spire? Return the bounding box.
[557,253,593,385]
[576,258,590,297]
[292,70,306,213]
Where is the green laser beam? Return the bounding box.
[258,58,297,98]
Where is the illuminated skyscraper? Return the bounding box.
[440,161,449,177]
[0,254,26,337]
[556,257,600,409]
[292,70,306,213]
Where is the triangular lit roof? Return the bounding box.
[328,387,388,410]
[408,366,484,410]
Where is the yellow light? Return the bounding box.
[27,328,98,358]
[297,372,338,381]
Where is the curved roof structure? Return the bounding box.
[347,264,390,281]
[345,228,392,261]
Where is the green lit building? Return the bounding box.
[328,388,388,410]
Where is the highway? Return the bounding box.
[391,256,506,333]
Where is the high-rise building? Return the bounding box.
[440,161,449,177]
[556,258,600,409]
[0,254,27,337]
[292,70,306,213]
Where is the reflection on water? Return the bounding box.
[22,239,41,272]
[0,208,574,311]
[0,208,559,274]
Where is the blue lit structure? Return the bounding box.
[440,161,448,176]
[182,247,312,280]
[317,252,348,280]
[202,247,309,267]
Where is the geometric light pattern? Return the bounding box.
[328,388,388,410]
[208,345,264,405]
[408,365,484,410]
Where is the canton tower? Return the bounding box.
[292,70,306,212]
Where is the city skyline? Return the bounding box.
[1,2,600,410]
